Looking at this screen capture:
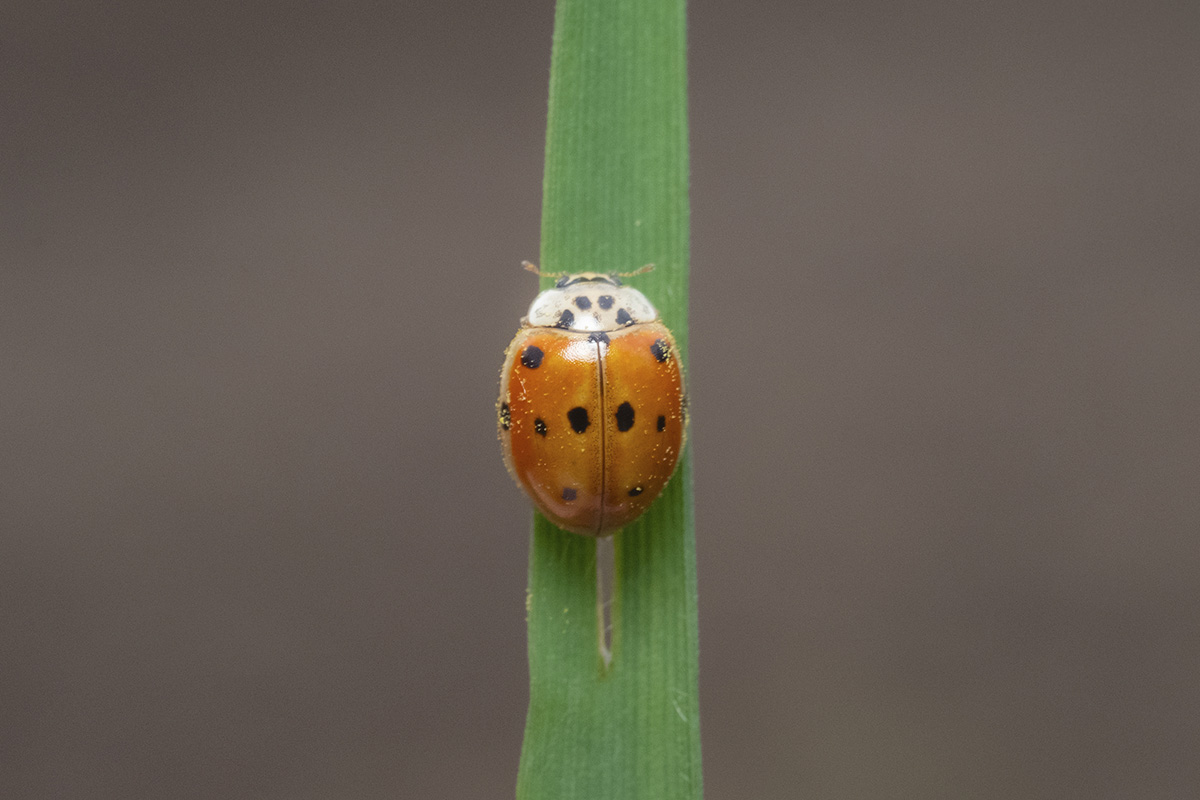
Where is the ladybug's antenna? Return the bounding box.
[522,260,566,279]
[615,264,655,278]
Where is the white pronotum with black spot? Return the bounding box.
[525,273,658,332]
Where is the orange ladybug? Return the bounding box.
[498,263,687,537]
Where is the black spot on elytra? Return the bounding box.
[597,295,614,310]
[616,308,634,327]
[520,346,544,369]
[628,486,644,497]
[562,487,577,502]
[567,406,590,433]
[499,402,511,430]
[615,401,635,432]
[588,331,609,345]
[555,275,570,288]
[657,414,666,432]
[554,309,575,329]
[651,338,671,362]
[534,418,547,436]
[574,296,592,310]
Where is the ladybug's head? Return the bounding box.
[522,261,654,289]
[554,272,623,289]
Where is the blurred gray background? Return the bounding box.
[3,1,1198,797]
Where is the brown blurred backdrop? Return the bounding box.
[3,1,1198,797]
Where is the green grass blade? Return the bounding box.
[515,0,699,797]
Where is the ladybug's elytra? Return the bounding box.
[498,263,687,537]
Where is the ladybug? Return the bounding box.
[498,262,687,537]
